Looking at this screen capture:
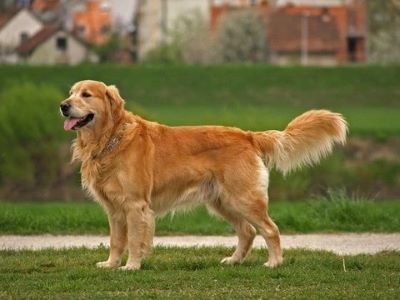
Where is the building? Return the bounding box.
[210,1,269,31]
[30,0,63,23]
[30,0,61,12]
[210,0,367,64]
[17,25,98,64]
[73,0,113,45]
[270,1,366,64]
[136,0,210,59]
[0,8,43,63]
[136,0,273,60]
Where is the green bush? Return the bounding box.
[142,11,213,64]
[142,42,183,64]
[368,1,400,64]
[216,10,268,63]
[143,10,268,65]
[0,82,66,189]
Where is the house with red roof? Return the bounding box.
[16,25,98,65]
[210,0,366,65]
[0,8,43,63]
[0,2,98,65]
[73,0,113,45]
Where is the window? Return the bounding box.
[101,25,111,35]
[20,32,29,42]
[347,37,357,62]
[56,37,67,51]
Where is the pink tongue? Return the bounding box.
[64,118,81,131]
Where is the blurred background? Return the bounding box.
[0,0,399,202]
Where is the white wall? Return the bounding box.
[271,52,337,66]
[0,9,43,50]
[109,0,137,27]
[137,0,162,58]
[25,31,92,65]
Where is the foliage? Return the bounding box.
[143,9,268,64]
[142,41,183,64]
[175,10,218,64]
[91,34,122,63]
[142,10,216,64]
[368,0,400,63]
[216,10,267,63]
[0,83,66,192]
[0,247,399,298]
[1,65,399,109]
[1,199,399,235]
[0,65,399,200]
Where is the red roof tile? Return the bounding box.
[16,25,59,54]
[268,12,340,52]
[0,8,19,30]
[31,0,61,12]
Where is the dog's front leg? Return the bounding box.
[96,211,127,269]
[119,199,155,270]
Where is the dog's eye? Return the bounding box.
[81,92,91,98]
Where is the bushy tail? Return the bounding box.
[254,110,347,175]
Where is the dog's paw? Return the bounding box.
[96,260,119,269]
[220,256,241,265]
[263,257,283,268]
[118,262,141,271]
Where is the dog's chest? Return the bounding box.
[81,159,122,203]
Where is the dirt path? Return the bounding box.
[1,233,399,255]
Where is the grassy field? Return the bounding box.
[2,65,400,106]
[144,105,400,138]
[1,199,399,235]
[1,65,399,201]
[1,65,400,137]
[0,247,399,299]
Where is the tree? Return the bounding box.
[216,10,268,63]
[368,0,400,63]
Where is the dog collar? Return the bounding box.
[104,135,121,155]
[91,134,121,160]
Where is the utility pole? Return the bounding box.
[301,12,309,66]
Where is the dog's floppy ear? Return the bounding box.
[106,85,125,116]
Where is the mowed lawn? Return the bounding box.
[1,65,400,138]
[1,200,399,235]
[143,105,400,138]
[0,247,399,299]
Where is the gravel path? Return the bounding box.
[1,234,399,255]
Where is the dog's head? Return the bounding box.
[60,80,125,132]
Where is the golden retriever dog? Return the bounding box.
[60,80,347,270]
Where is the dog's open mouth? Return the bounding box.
[63,113,94,131]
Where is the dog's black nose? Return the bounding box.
[60,103,70,116]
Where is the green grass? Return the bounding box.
[1,65,400,138]
[2,65,400,107]
[0,247,399,299]
[1,200,399,235]
[0,65,399,201]
[143,104,400,138]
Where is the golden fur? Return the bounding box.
[61,80,347,270]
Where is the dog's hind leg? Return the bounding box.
[208,202,256,265]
